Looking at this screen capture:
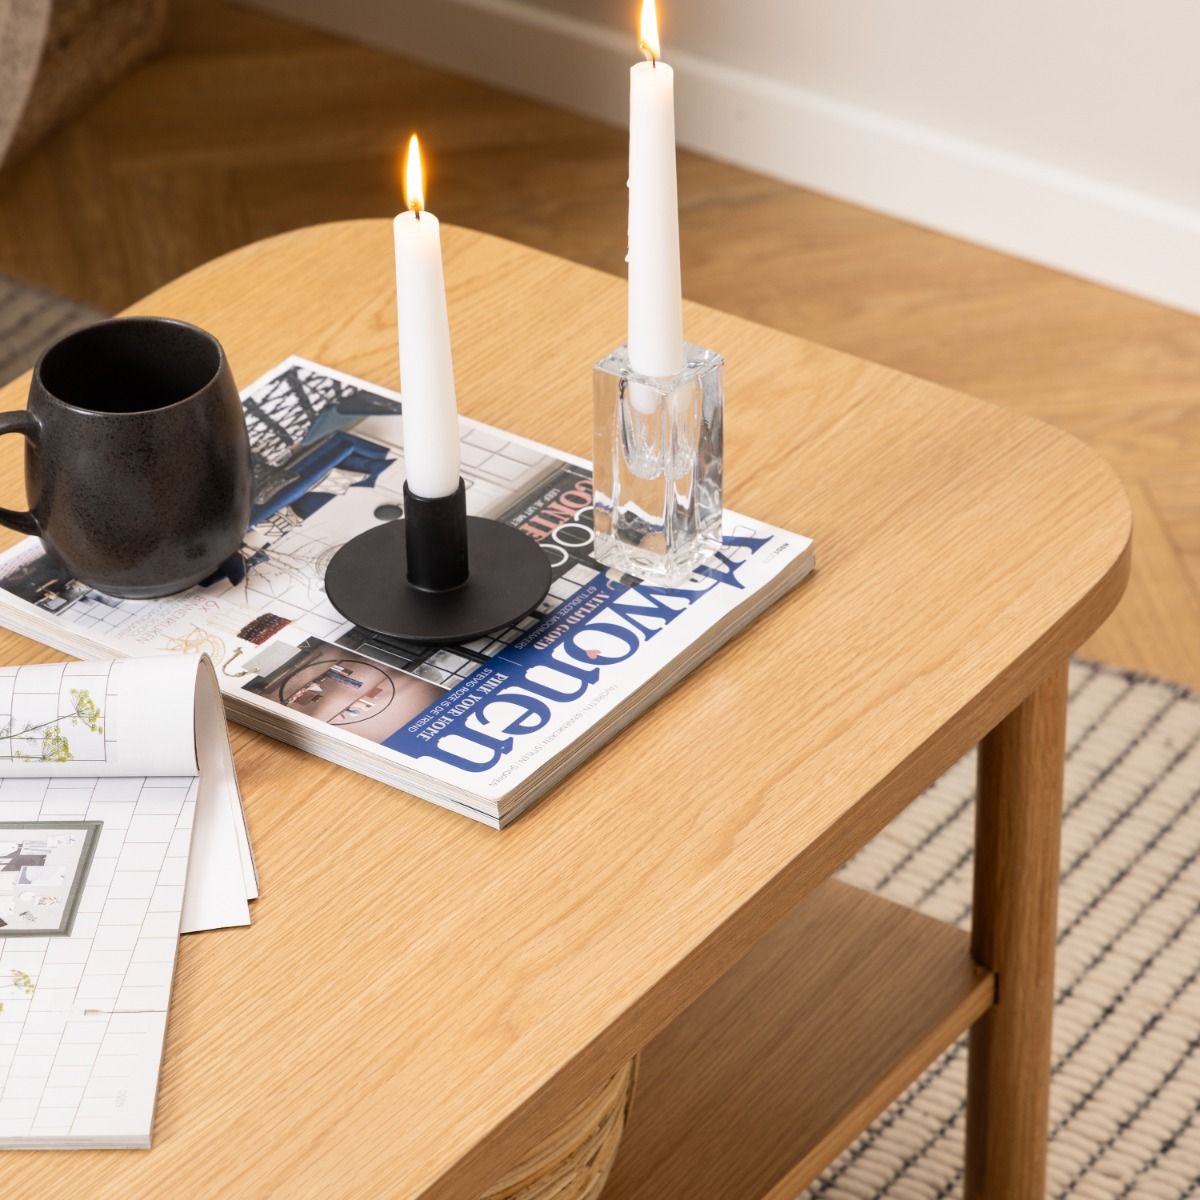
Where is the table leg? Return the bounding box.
[965,661,1069,1199]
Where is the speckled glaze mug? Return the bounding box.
[0,317,252,597]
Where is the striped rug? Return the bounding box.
[0,274,99,386]
[809,661,1200,1198]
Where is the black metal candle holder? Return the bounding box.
[324,480,551,644]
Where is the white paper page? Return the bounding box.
[0,774,197,1148]
[0,656,256,934]
[0,657,200,779]
[180,660,256,933]
[197,663,257,903]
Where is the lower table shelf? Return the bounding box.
[603,880,995,1200]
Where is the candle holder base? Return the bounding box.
[324,516,551,644]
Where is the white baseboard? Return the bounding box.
[246,0,1200,316]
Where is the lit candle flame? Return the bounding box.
[638,0,660,62]
[404,133,425,214]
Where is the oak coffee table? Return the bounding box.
[0,223,1130,1199]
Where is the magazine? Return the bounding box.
[0,654,255,1148]
[0,358,814,827]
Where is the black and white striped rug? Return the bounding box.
[0,274,99,386]
[809,661,1200,1198]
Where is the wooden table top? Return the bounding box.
[0,222,1130,1199]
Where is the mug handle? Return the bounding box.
[0,410,39,536]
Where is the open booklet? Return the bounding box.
[0,357,814,827]
[0,654,255,1149]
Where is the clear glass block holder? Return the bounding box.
[592,342,724,583]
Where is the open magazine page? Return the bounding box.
[0,656,198,778]
[0,655,253,1147]
[0,768,195,1146]
[0,358,812,825]
[0,656,254,931]
[189,657,257,930]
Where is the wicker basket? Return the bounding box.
[479,1056,638,1200]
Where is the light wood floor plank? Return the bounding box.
[1143,471,1200,642]
[1082,481,1200,686]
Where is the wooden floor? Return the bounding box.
[0,0,1196,686]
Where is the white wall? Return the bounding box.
[245,0,1200,313]
[529,0,1200,210]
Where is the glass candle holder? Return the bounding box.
[592,342,724,582]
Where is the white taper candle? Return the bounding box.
[393,135,461,499]
[627,1,684,379]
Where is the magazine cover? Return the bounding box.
[0,358,812,825]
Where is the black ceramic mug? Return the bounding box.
[0,317,252,597]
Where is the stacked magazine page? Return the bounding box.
[0,654,255,1148]
[0,358,814,827]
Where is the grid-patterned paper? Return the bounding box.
[0,774,195,1147]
